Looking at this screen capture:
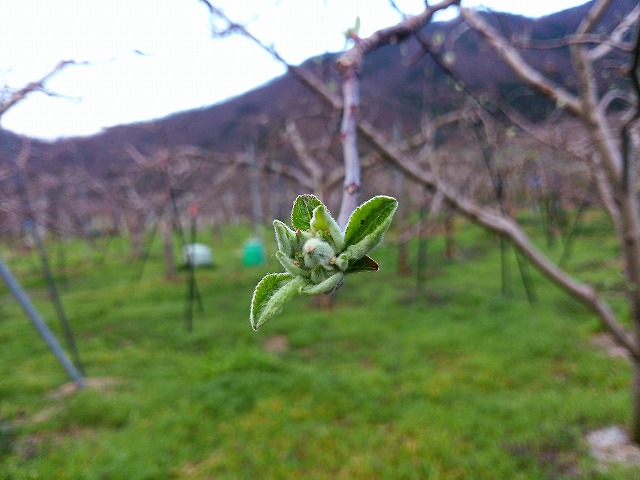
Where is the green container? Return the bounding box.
[243,239,265,267]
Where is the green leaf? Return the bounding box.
[345,255,379,274]
[309,264,334,285]
[291,194,323,231]
[250,274,307,331]
[310,205,344,251]
[334,253,349,272]
[343,196,398,256]
[275,251,310,278]
[273,220,297,257]
[301,271,345,295]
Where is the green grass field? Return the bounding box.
[0,216,636,479]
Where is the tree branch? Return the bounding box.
[587,4,639,61]
[336,0,461,76]
[356,116,640,359]
[621,15,640,192]
[0,60,74,118]
[577,0,612,35]
[508,32,634,53]
[197,1,640,359]
[334,0,460,227]
[459,8,584,116]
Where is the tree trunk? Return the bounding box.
[126,214,143,259]
[628,270,640,444]
[631,358,640,443]
[312,294,334,311]
[397,239,411,275]
[444,211,456,259]
[247,143,264,239]
[162,216,177,281]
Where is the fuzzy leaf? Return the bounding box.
[291,194,323,231]
[344,196,398,249]
[273,220,297,257]
[310,205,344,251]
[250,273,306,331]
[301,271,345,295]
[334,253,349,272]
[309,264,334,285]
[345,255,379,274]
[343,196,398,259]
[276,251,309,278]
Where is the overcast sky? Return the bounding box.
[0,0,588,140]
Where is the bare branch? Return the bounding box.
[621,14,640,193]
[509,33,633,53]
[593,155,623,233]
[200,1,343,112]
[587,4,639,61]
[284,121,323,180]
[571,33,625,185]
[577,0,612,35]
[196,1,640,363]
[355,116,640,359]
[335,0,460,227]
[598,88,635,115]
[0,60,74,118]
[283,121,325,198]
[459,8,583,116]
[266,160,314,190]
[15,138,31,170]
[387,0,408,19]
[336,0,461,75]
[124,143,158,168]
[335,65,361,228]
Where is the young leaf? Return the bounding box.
[276,251,310,278]
[334,253,349,272]
[250,273,307,330]
[301,271,345,295]
[291,194,323,231]
[309,264,334,285]
[343,196,398,258]
[302,237,335,270]
[273,220,297,256]
[345,255,379,274]
[310,205,344,251]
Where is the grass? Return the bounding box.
[0,215,637,479]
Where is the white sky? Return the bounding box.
[0,0,588,140]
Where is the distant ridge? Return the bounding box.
[1,0,635,179]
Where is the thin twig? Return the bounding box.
[0,60,75,118]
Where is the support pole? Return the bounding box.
[247,143,264,240]
[0,257,85,388]
[3,130,84,373]
[184,203,203,331]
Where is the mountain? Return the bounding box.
[0,0,636,220]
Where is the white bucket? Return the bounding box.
[182,243,213,267]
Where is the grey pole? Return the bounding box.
[0,257,85,388]
[247,142,264,241]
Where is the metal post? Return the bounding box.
[0,257,85,388]
[247,143,263,241]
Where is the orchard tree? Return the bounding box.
[201,0,640,443]
[0,61,86,386]
[0,62,76,239]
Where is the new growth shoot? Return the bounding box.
[250,194,398,330]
